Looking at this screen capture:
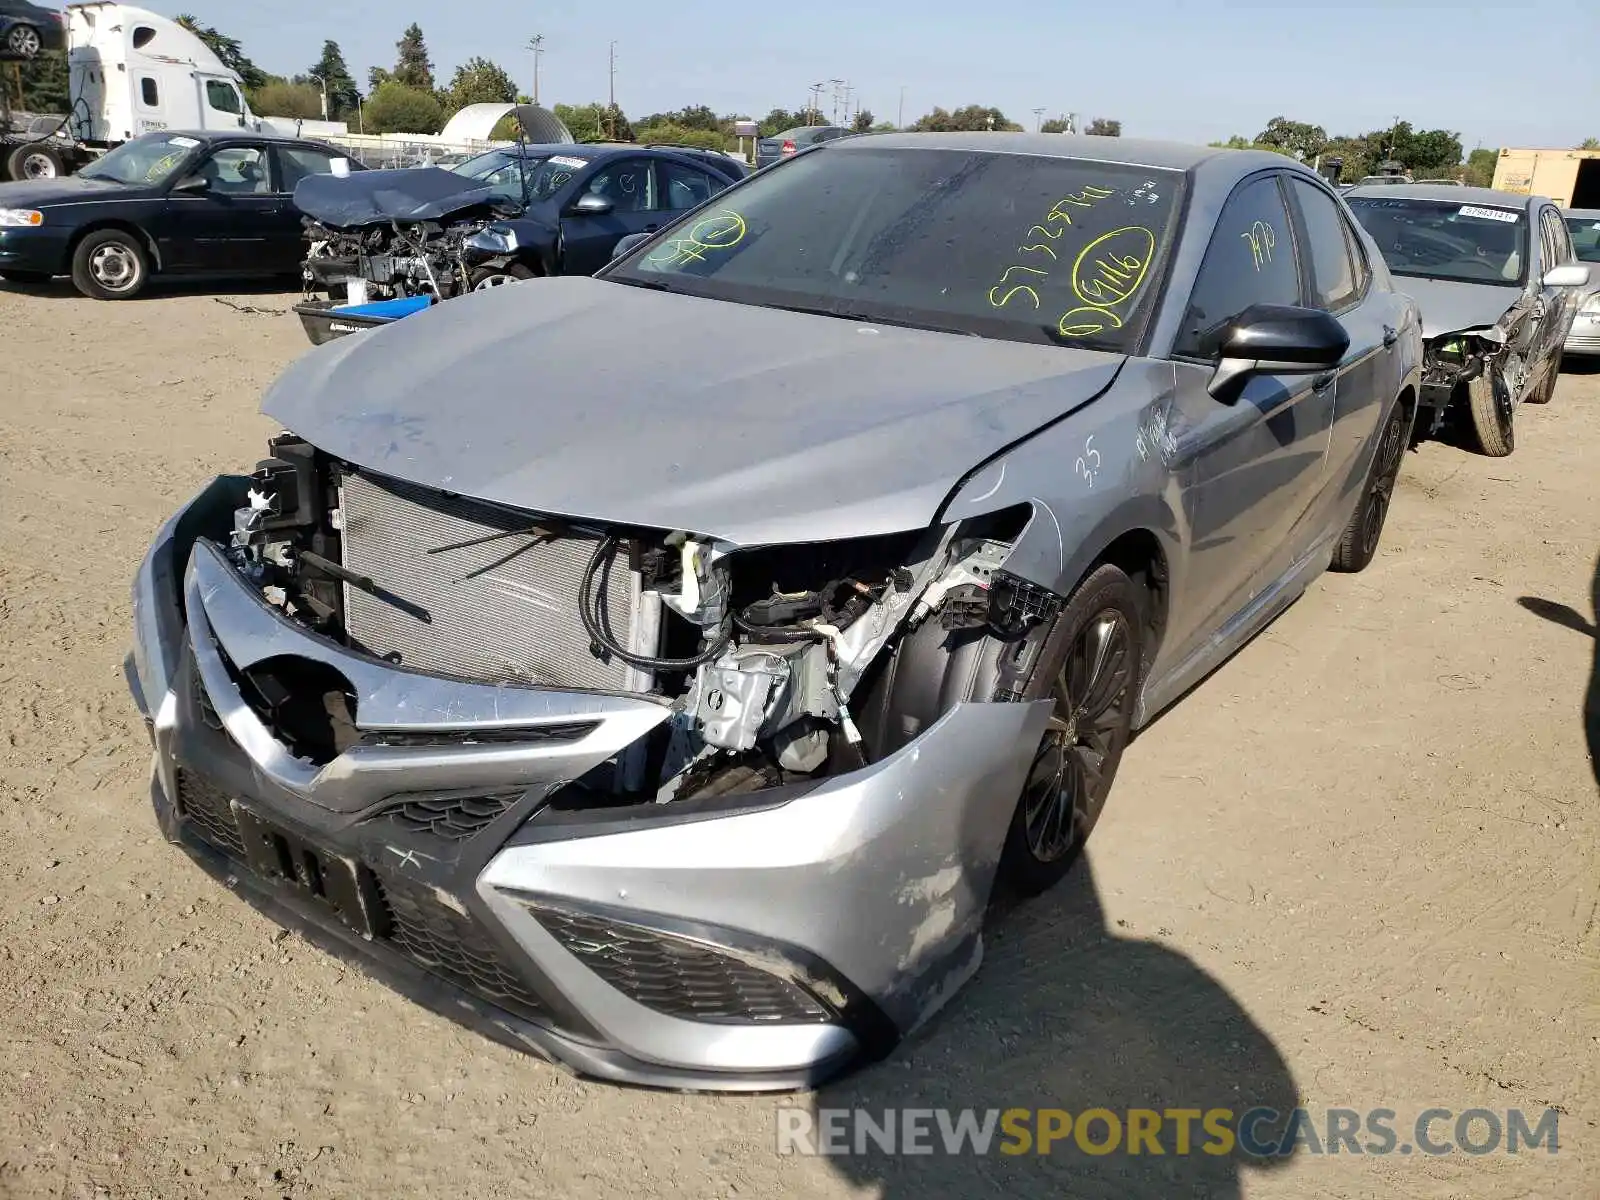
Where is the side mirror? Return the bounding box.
[611,231,651,260]
[1542,264,1592,288]
[171,174,209,195]
[571,192,613,216]
[1207,304,1350,403]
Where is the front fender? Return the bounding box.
[938,360,1185,600]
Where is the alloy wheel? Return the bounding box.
[1359,409,1407,558]
[1021,609,1136,863]
[473,273,516,290]
[7,25,40,56]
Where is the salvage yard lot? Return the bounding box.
[0,282,1596,1198]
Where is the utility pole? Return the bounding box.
[607,40,617,138]
[809,81,827,125]
[897,85,905,129]
[1032,106,1045,132]
[527,34,544,106]
[827,78,844,124]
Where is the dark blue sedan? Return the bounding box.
[450,142,749,288]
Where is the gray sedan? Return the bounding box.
[1346,184,1591,455]
[127,133,1421,1090]
[1561,207,1600,357]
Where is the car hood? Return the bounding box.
[262,277,1125,546]
[1399,275,1522,341]
[0,176,136,206]
[294,166,500,227]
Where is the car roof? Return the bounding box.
[829,131,1323,195]
[1344,182,1544,208]
[1562,207,1600,220]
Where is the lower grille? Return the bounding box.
[534,905,832,1024]
[381,793,520,841]
[339,472,656,691]
[376,873,549,1020]
[174,769,245,859]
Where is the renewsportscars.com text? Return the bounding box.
[776,1107,1561,1158]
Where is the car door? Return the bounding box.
[559,157,662,275]
[270,144,347,271]
[1283,176,1390,530]
[159,143,280,273]
[1163,172,1336,659]
[653,157,732,216]
[1536,205,1577,368]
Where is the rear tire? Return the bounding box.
[5,22,41,57]
[1525,354,1561,404]
[1465,367,1514,457]
[1331,400,1410,573]
[70,229,149,300]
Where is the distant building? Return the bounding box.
[1491,148,1600,207]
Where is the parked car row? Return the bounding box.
[126,132,1499,1091]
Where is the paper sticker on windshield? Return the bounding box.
[1458,205,1518,222]
[168,136,201,148]
[548,155,588,169]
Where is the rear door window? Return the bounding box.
[1287,178,1360,311]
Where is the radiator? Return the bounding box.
[338,472,657,692]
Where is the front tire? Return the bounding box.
[1465,366,1514,457]
[6,142,63,181]
[71,229,149,300]
[996,564,1145,896]
[1331,400,1409,573]
[470,262,536,290]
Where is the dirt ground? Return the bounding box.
[0,280,1596,1200]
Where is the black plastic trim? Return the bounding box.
[513,777,827,844]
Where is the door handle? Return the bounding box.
[1311,371,1336,392]
[1382,325,1398,347]
[643,223,660,232]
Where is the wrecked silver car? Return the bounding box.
[129,134,1422,1090]
[1346,185,1590,456]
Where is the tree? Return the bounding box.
[16,52,69,113]
[638,105,721,133]
[392,23,434,91]
[852,109,874,133]
[1253,115,1326,161]
[250,80,323,120]
[363,80,444,134]
[634,122,727,151]
[911,105,1023,132]
[1040,116,1072,134]
[553,102,633,143]
[757,108,805,136]
[1463,147,1499,188]
[174,14,267,90]
[1086,117,1122,137]
[367,66,392,92]
[1579,138,1600,150]
[305,40,359,122]
[446,57,518,110]
[1209,135,1294,156]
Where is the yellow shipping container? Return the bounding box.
[1491,148,1600,207]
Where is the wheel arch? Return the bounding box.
[68,220,162,273]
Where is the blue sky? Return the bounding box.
[177,0,1597,150]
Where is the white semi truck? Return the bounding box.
[1,2,260,180]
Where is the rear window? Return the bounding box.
[1565,215,1600,263]
[1347,196,1527,286]
[609,146,1184,353]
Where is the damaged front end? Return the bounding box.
[128,433,1060,1089]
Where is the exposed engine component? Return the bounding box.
[303,215,499,303]
[224,437,1058,804]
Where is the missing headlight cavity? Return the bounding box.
[223,443,1056,804]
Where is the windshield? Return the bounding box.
[607,147,1184,353]
[1347,196,1528,286]
[452,149,588,205]
[79,133,202,186]
[1564,215,1600,263]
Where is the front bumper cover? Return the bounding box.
[127,478,1051,1090]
